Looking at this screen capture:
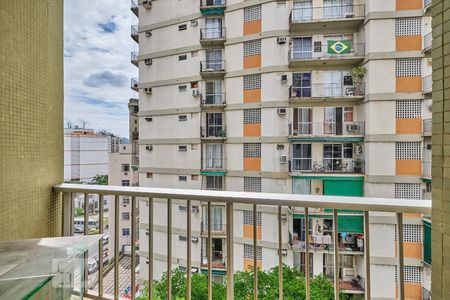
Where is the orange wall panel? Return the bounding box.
[404,242,423,259]
[243,20,261,35]
[396,36,422,51]
[244,157,261,171]
[396,0,422,10]
[405,283,422,300]
[243,224,262,239]
[243,89,261,103]
[396,160,422,176]
[244,258,262,271]
[244,124,261,137]
[396,77,422,93]
[396,118,422,134]
[243,55,261,69]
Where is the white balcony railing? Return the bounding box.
[290,4,365,24]
[54,183,431,300]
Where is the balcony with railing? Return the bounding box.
[423,32,432,53]
[290,4,365,33]
[202,152,226,171]
[201,93,226,106]
[200,27,226,45]
[423,74,432,95]
[288,42,365,67]
[130,51,138,67]
[130,25,138,43]
[130,0,138,16]
[200,0,226,11]
[47,183,430,300]
[289,83,365,100]
[289,122,365,138]
[291,158,364,174]
[200,60,226,76]
[201,222,226,235]
[130,78,138,91]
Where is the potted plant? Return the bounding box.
[354,158,363,173]
[351,66,367,96]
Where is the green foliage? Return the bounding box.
[351,66,367,83]
[137,265,344,300]
[91,174,108,185]
[74,207,84,217]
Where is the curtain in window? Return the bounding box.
[292,37,312,60]
[206,144,222,168]
[292,72,312,97]
[292,179,312,194]
[293,0,313,22]
[323,71,343,97]
[206,49,222,70]
[324,0,353,19]
[213,206,223,230]
[205,81,222,104]
[298,108,312,134]
[205,18,222,38]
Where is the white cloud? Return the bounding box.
[64,0,138,138]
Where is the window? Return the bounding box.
[395,17,422,36]
[179,236,188,241]
[243,109,261,124]
[292,0,313,22]
[292,37,312,60]
[179,85,187,92]
[191,175,199,180]
[122,228,130,236]
[146,172,153,178]
[244,143,261,157]
[206,113,223,137]
[244,244,263,260]
[122,164,130,172]
[395,142,421,160]
[292,144,312,171]
[344,107,353,122]
[179,176,188,182]
[292,178,312,194]
[243,210,262,226]
[395,59,422,77]
[395,183,422,199]
[292,72,312,97]
[122,212,130,220]
[323,143,353,171]
[179,205,188,212]
[244,177,262,192]
[179,145,188,152]
[206,176,223,190]
[205,49,223,70]
[404,224,422,243]
[178,24,187,31]
[204,81,223,104]
[244,5,262,22]
[396,266,422,283]
[244,40,261,57]
[205,143,223,169]
[122,198,130,204]
[243,74,261,90]
[121,180,130,186]
[178,54,187,61]
[293,107,312,134]
[179,115,188,121]
[395,100,422,118]
[204,18,223,39]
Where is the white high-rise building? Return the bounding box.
[132,0,432,298]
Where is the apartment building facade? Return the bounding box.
[133,0,432,298]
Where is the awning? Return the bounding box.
[200,8,225,15]
[201,268,226,276]
[291,176,364,181]
[201,171,226,176]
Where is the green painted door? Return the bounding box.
[323,180,363,197]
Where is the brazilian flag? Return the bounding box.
[327,40,353,55]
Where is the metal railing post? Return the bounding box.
[226,202,234,300]
[131,196,137,300]
[187,200,192,300]
[114,195,120,300]
[148,198,154,300]
[207,202,213,300]
[253,204,258,300]
[305,207,310,300]
[397,213,405,300]
[278,206,283,300]
[333,209,339,300]
[98,195,104,297]
[364,211,371,300]
[167,199,172,300]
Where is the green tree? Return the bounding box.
[74,207,84,217]
[91,174,108,185]
[137,265,346,300]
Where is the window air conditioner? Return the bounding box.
[277,108,287,115]
[280,74,288,82]
[144,87,152,94]
[145,31,152,37]
[146,145,153,151]
[346,124,359,132]
[142,0,152,9]
[145,58,152,65]
[342,268,355,277]
[192,88,200,97]
[280,155,287,164]
[277,37,287,44]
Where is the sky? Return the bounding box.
[64,0,138,138]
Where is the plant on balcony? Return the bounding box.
[351,66,367,96]
[137,265,349,300]
[354,158,363,173]
[92,174,108,185]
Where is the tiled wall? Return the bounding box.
[0,1,64,239]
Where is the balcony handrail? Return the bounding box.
[53,183,431,214]
[200,27,226,40]
[200,0,226,8]
[290,4,365,23]
[290,82,365,98]
[202,93,226,105]
[200,60,226,72]
[289,121,365,136]
[289,42,365,61]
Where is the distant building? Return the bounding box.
[108,143,139,254]
[64,128,109,182]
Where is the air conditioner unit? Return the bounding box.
[142,0,152,9]
[278,249,288,256]
[144,87,152,94]
[280,74,288,82]
[191,237,199,243]
[145,58,152,65]
[277,108,287,115]
[281,214,287,222]
[277,37,287,44]
[146,145,153,151]
[191,20,198,27]
[342,268,355,277]
[192,206,200,213]
[144,117,152,122]
[280,155,287,164]
[192,88,200,97]
[145,30,152,37]
[346,124,359,132]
